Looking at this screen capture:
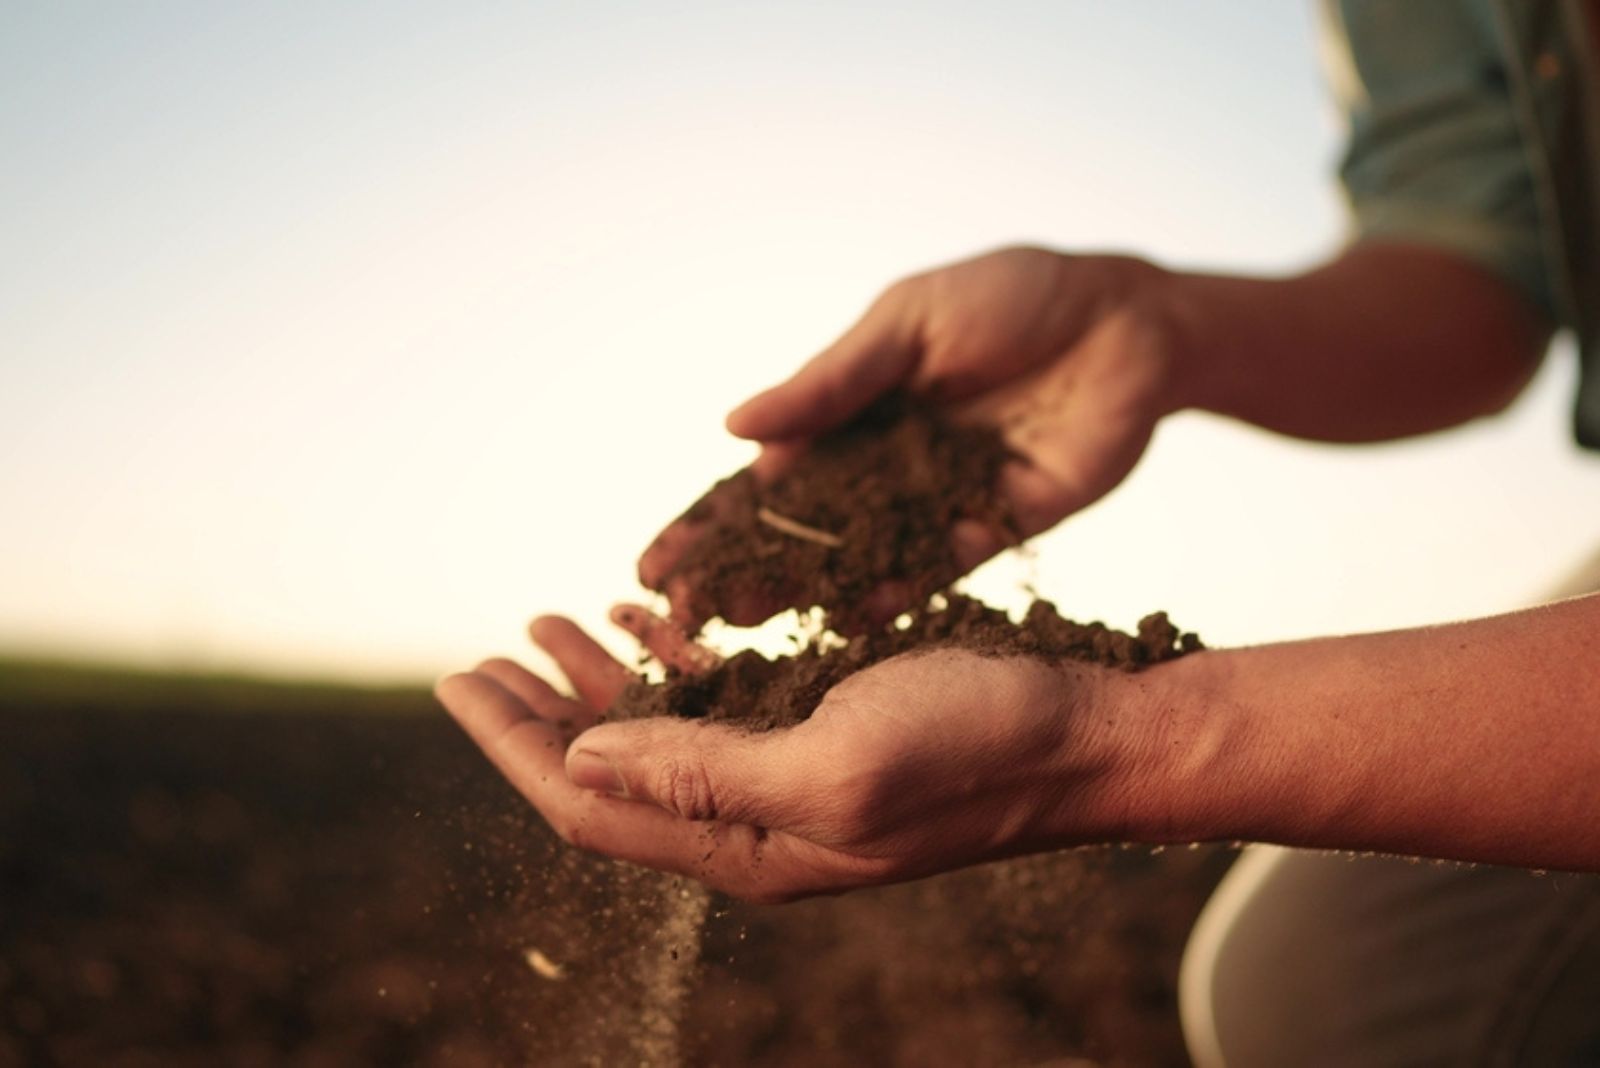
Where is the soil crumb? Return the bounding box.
[654,393,1016,634]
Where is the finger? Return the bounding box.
[441,671,854,902]
[725,286,921,441]
[662,575,713,632]
[638,518,707,593]
[638,445,809,630]
[436,671,568,799]
[639,445,801,601]
[866,521,1014,620]
[537,786,838,905]
[439,671,726,863]
[475,657,600,734]
[437,672,751,887]
[639,472,760,592]
[859,581,913,628]
[996,459,1080,539]
[610,604,722,674]
[565,717,805,828]
[952,517,1011,572]
[554,799,884,904]
[663,574,780,631]
[749,440,806,482]
[527,616,634,710]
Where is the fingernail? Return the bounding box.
[568,749,627,796]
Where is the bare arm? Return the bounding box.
[1161,241,1552,442]
[436,593,1600,903]
[1126,592,1600,869]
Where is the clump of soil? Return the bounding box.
[625,393,1201,731]
[612,593,1201,731]
[654,393,1016,634]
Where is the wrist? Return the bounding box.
[1139,267,1262,420]
[1110,641,1390,851]
[1079,648,1269,846]
[1023,654,1235,846]
[1031,251,1199,426]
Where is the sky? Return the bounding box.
[2,2,1596,684]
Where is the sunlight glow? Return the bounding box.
[1,3,1594,683]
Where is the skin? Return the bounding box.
[437,241,1600,902]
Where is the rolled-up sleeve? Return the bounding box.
[1324,0,1555,322]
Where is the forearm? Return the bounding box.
[1156,242,1552,442]
[1122,593,1600,869]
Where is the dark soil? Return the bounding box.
[0,665,1232,1067]
[654,394,1016,634]
[613,592,1201,731]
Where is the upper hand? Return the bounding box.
[435,607,1143,903]
[640,245,1184,629]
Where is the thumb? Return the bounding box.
[726,283,921,441]
[565,718,795,825]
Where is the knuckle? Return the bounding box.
[651,756,718,822]
[881,274,916,304]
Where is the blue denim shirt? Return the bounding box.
[1325,0,1600,449]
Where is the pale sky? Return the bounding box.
[2,2,1596,683]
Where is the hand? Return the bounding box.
[640,245,1184,628]
[436,607,1143,903]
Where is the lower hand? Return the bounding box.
[436,608,1144,903]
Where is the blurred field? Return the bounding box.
[0,659,1229,1066]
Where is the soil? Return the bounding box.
[655,394,1016,634]
[0,668,1233,1066]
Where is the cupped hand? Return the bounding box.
[436,606,1142,903]
[640,246,1184,629]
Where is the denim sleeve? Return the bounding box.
[1324,0,1555,322]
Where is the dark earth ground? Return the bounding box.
[0,660,1232,1067]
